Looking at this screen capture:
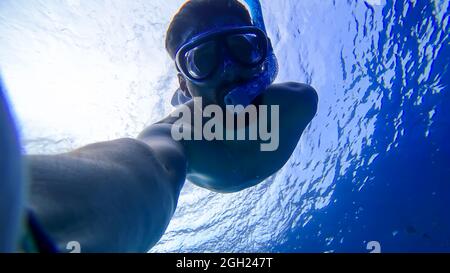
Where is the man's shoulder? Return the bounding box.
[138,122,174,141]
[265,82,318,102]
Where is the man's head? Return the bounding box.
[166,0,261,107]
[166,0,252,61]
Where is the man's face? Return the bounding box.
[179,15,259,108]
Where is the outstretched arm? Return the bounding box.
[0,78,26,252]
[28,123,187,252]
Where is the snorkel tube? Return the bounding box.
[223,0,278,107]
[242,0,267,32]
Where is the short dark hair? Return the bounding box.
[165,0,252,60]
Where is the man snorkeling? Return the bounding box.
[1,0,318,252]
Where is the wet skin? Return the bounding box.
[0,79,25,252]
[24,16,318,252]
[145,16,318,192]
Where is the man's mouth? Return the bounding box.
[217,82,241,104]
[217,77,259,105]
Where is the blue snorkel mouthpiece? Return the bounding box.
[223,0,278,107]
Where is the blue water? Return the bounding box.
[0,0,449,253]
[265,0,450,253]
[153,0,450,253]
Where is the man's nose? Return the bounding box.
[221,58,240,83]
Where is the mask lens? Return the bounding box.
[184,41,218,80]
[226,33,265,65]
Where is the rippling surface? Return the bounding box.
[153,0,449,252]
[1,0,449,252]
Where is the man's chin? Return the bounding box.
[216,84,243,106]
[192,96,223,109]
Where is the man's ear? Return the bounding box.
[177,73,191,98]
